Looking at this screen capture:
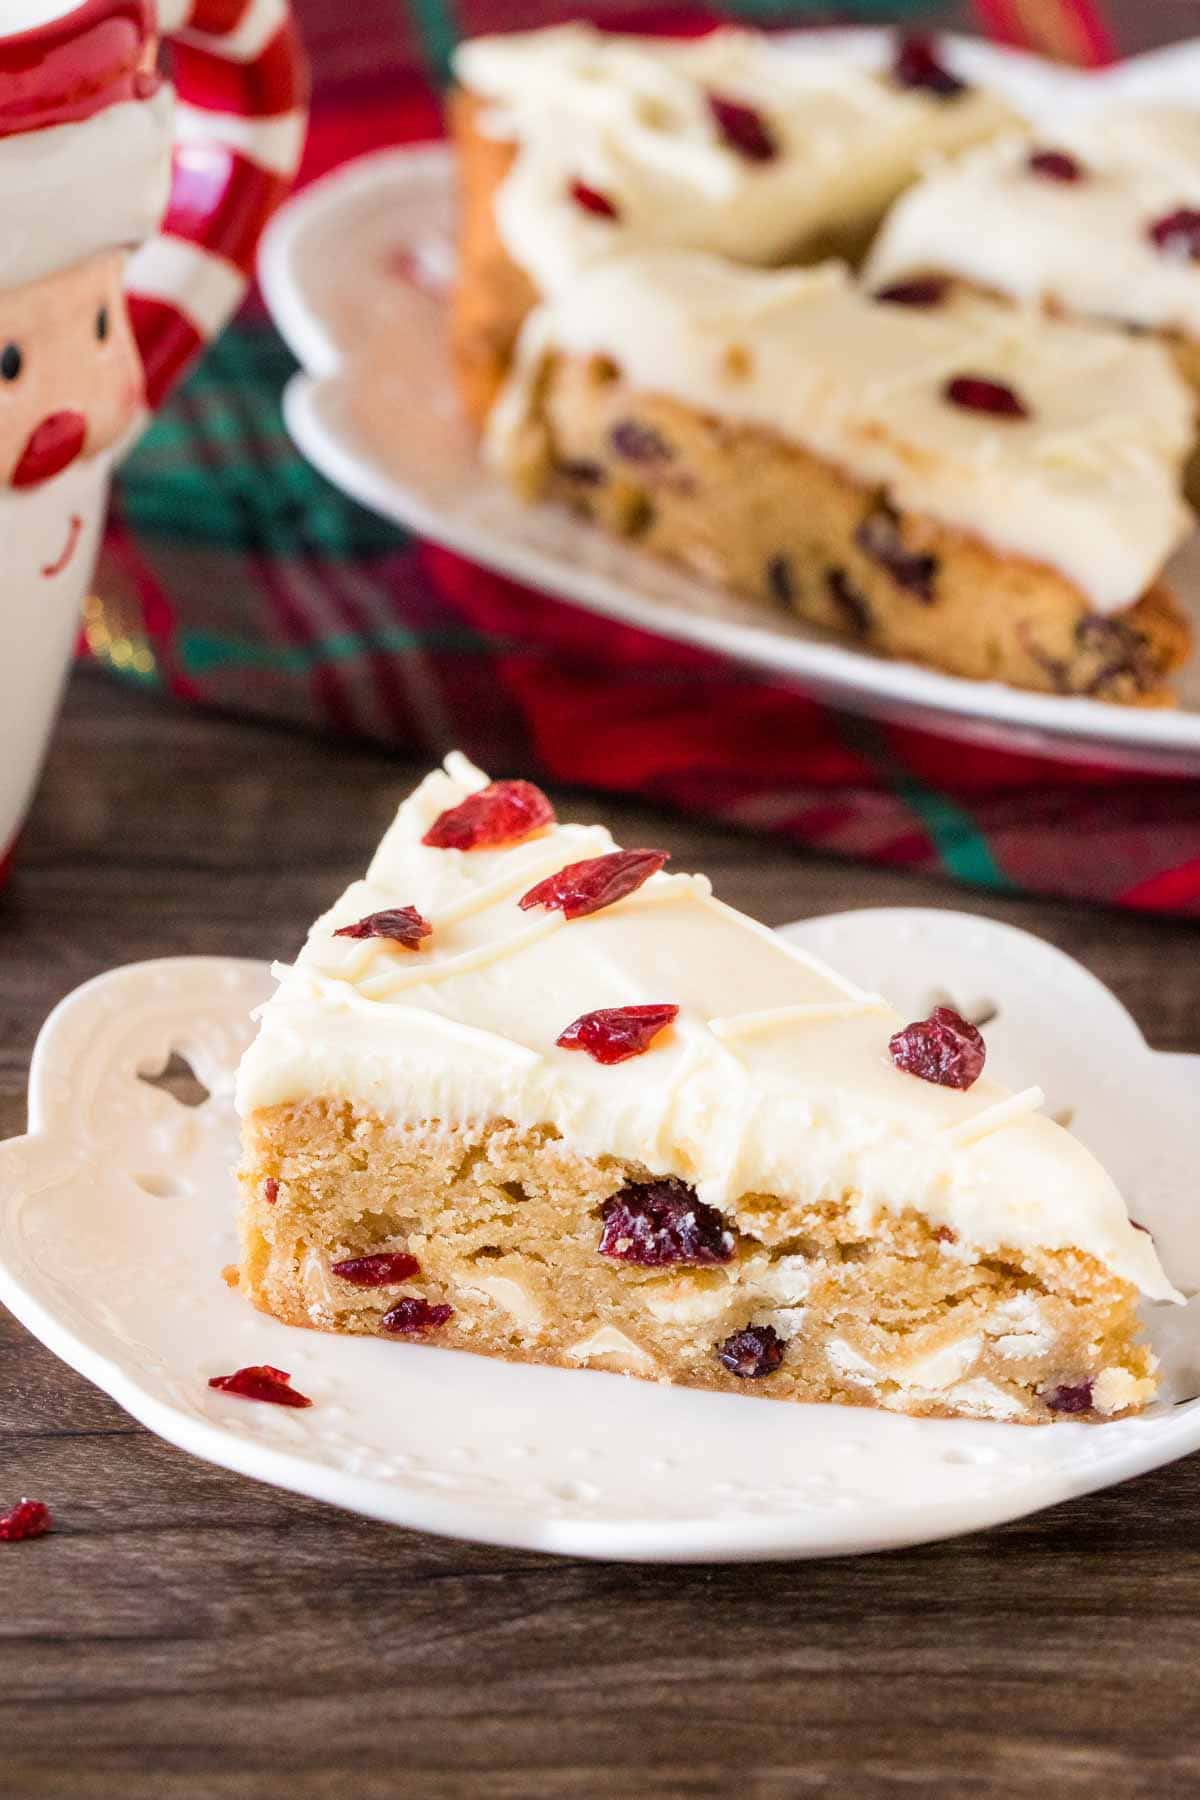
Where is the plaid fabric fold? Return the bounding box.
[92,0,1200,917]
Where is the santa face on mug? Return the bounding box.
[0,251,144,591]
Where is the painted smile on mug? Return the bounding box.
[12,411,87,490]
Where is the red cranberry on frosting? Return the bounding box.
[889,1006,986,1090]
[943,374,1030,420]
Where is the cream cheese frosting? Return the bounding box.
[866,106,1200,339]
[488,249,1195,613]
[236,753,1178,1303]
[454,25,1017,299]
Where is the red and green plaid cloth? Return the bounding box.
[94,0,1200,917]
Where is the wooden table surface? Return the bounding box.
[3,670,1200,1799]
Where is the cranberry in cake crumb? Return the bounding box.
[718,1326,785,1378]
[333,906,432,948]
[889,1006,986,1090]
[599,1179,734,1267]
[826,568,872,636]
[263,1177,279,1205]
[610,419,674,465]
[332,1252,421,1286]
[766,553,795,606]
[569,178,620,221]
[557,1003,679,1065]
[1027,148,1085,183]
[855,503,938,601]
[892,33,966,99]
[381,1297,454,1334]
[1148,208,1200,262]
[943,374,1030,420]
[209,1365,313,1408]
[519,848,669,920]
[1044,1381,1095,1415]
[874,275,949,308]
[423,778,555,850]
[0,1499,52,1542]
[706,92,777,164]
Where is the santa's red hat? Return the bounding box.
[1,1,172,292]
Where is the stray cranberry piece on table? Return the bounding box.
[717,1326,785,1379]
[892,33,967,98]
[381,1297,454,1334]
[557,1003,679,1065]
[208,1365,313,1408]
[333,906,432,949]
[422,779,555,850]
[707,92,777,163]
[889,1006,986,1090]
[599,1179,734,1267]
[1027,148,1084,183]
[519,848,668,920]
[0,1499,52,1542]
[569,179,620,221]
[332,1252,421,1287]
[943,374,1030,420]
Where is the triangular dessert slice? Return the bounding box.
[235,755,1177,1422]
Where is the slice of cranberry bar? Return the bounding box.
[486,251,1194,702]
[235,754,1178,1423]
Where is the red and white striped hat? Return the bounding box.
[1,0,173,292]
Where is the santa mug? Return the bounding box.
[0,0,307,886]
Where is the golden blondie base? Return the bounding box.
[238,1101,1157,1424]
[500,351,1190,704]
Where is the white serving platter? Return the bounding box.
[257,29,1200,775]
[1,909,1197,1562]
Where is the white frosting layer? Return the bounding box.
[2,90,174,291]
[489,250,1195,613]
[237,753,1178,1304]
[867,106,1200,339]
[455,25,1016,299]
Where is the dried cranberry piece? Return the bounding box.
[890,1006,985,1089]
[332,1252,421,1286]
[560,458,605,485]
[717,1325,785,1379]
[0,1499,52,1543]
[893,33,967,98]
[707,92,777,163]
[1044,1381,1094,1415]
[610,419,674,464]
[875,275,950,308]
[1148,207,1200,262]
[333,905,432,949]
[766,554,794,605]
[209,1365,313,1408]
[569,178,620,221]
[263,1178,279,1206]
[943,374,1030,420]
[519,848,669,921]
[598,1178,734,1267]
[827,568,872,636]
[855,504,937,602]
[557,1003,679,1065]
[422,779,555,851]
[381,1297,454,1334]
[1028,148,1085,183]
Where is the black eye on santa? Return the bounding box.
[1,343,22,383]
[96,305,110,344]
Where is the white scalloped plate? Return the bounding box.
[1,909,1198,1561]
[258,29,1200,775]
